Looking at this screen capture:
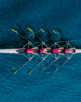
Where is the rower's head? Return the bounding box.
[59,49,65,53]
[58,49,62,52]
[44,49,47,52]
[71,48,76,53]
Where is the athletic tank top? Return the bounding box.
[53,48,59,53]
[26,48,33,53]
[65,49,70,53]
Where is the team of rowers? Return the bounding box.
[26,47,76,54]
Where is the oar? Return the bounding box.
[27,60,43,75]
[11,28,29,42]
[13,61,29,74]
[53,54,74,72]
[13,55,35,74]
[27,55,49,74]
[53,58,71,72]
[40,55,62,72]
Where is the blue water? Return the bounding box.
[0,0,81,102]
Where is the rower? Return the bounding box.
[65,48,76,54]
[53,47,64,54]
[53,48,76,54]
[26,47,39,54]
[40,48,52,54]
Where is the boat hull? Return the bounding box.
[0,48,81,54]
[0,48,25,54]
[76,49,81,53]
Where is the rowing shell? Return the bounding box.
[0,48,25,54]
[0,27,79,75]
[0,48,80,54]
[0,42,77,75]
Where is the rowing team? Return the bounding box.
[26,47,76,54]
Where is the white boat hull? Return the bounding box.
[0,48,81,54]
[76,49,81,53]
[0,48,25,54]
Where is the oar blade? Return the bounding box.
[27,70,32,74]
[13,70,18,74]
[11,28,18,33]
